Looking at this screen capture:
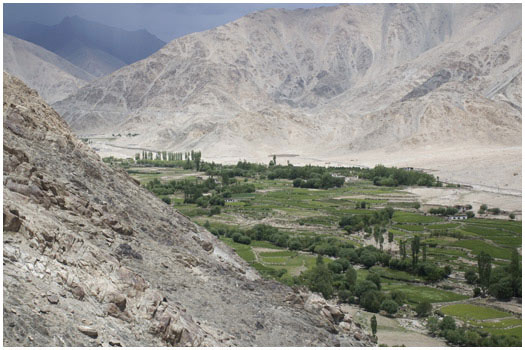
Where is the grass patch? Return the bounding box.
[393,212,443,223]
[381,284,468,304]
[440,304,512,320]
[449,240,512,260]
[219,237,255,262]
[392,224,426,231]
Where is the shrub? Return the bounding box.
[473,287,481,298]
[509,213,515,220]
[466,211,475,218]
[390,290,407,305]
[209,206,221,216]
[415,301,432,317]
[488,207,501,215]
[366,272,382,290]
[439,316,456,331]
[335,258,350,271]
[464,269,478,284]
[338,289,353,303]
[380,299,399,315]
[444,329,462,344]
[361,290,381,313]
[161,196,171,205]
[427,316,440,335]
[355,280,378,299]
[345,266,357,288]
[307,262,334,299]
[233,234,251,245]
[488,277,514,300]
[328,261,343,274]
[360,250,377,268]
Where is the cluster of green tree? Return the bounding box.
[134,150,202,170]
[102,156,135,168]
[144,174,257,208]
[357,165,438,187]
[392,235,451,282]
[300,257,404,315]
[292,174,345,189]
[466,249,521,300]
[388,258,451,282]
[426,315,520,347]
[339,207,394,234]
[428,206,459,216]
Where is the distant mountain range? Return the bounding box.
[53,4,521,162]
[3,34,95,103]
[5,16,165,77]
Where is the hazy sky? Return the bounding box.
[4,3,336,42]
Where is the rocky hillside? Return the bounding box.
[5,16,165,77]
[3,72,374,346]
[3,34,95,104]
[53,3,521,161]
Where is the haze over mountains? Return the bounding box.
[53,4,521,179]
[5,16,165,77]
[3,34,95,103]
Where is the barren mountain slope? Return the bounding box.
[3,34,95,103]
[53,4,521,171]
[3,72,374,347]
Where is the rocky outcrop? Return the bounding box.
[3,72,375,346]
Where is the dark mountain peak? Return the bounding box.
[4,16,165,76]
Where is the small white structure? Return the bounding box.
[449,215,467,221]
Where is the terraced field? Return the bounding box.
[440,304,522,340]
[125,164,522,346]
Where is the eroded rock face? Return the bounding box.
[3,73,375,346]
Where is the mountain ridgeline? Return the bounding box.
[53,3,521,160]
[5,16,166,77]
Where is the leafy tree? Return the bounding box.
[388,231,394,243]
[345,265,357,288]
[380,299,398,315]
[422,244,427,262]
[307,256,334,299]
[509,248,521,297]
[361,290,381,312]
[360,250,377,268]
[411,235,421,267]
[355,280,378,299]
[371,315,377,336]
[366,272,382,290]
[439,316,456,331]
[509,213,515,220]
[466,211,475,218]
[477,251,492,296]
[488,277,513,300]
[464,269,478,284]
[415,301,432,317]
[328,261,343,274]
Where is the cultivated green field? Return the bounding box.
[118,159,522,348]
[440,304,522,340]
